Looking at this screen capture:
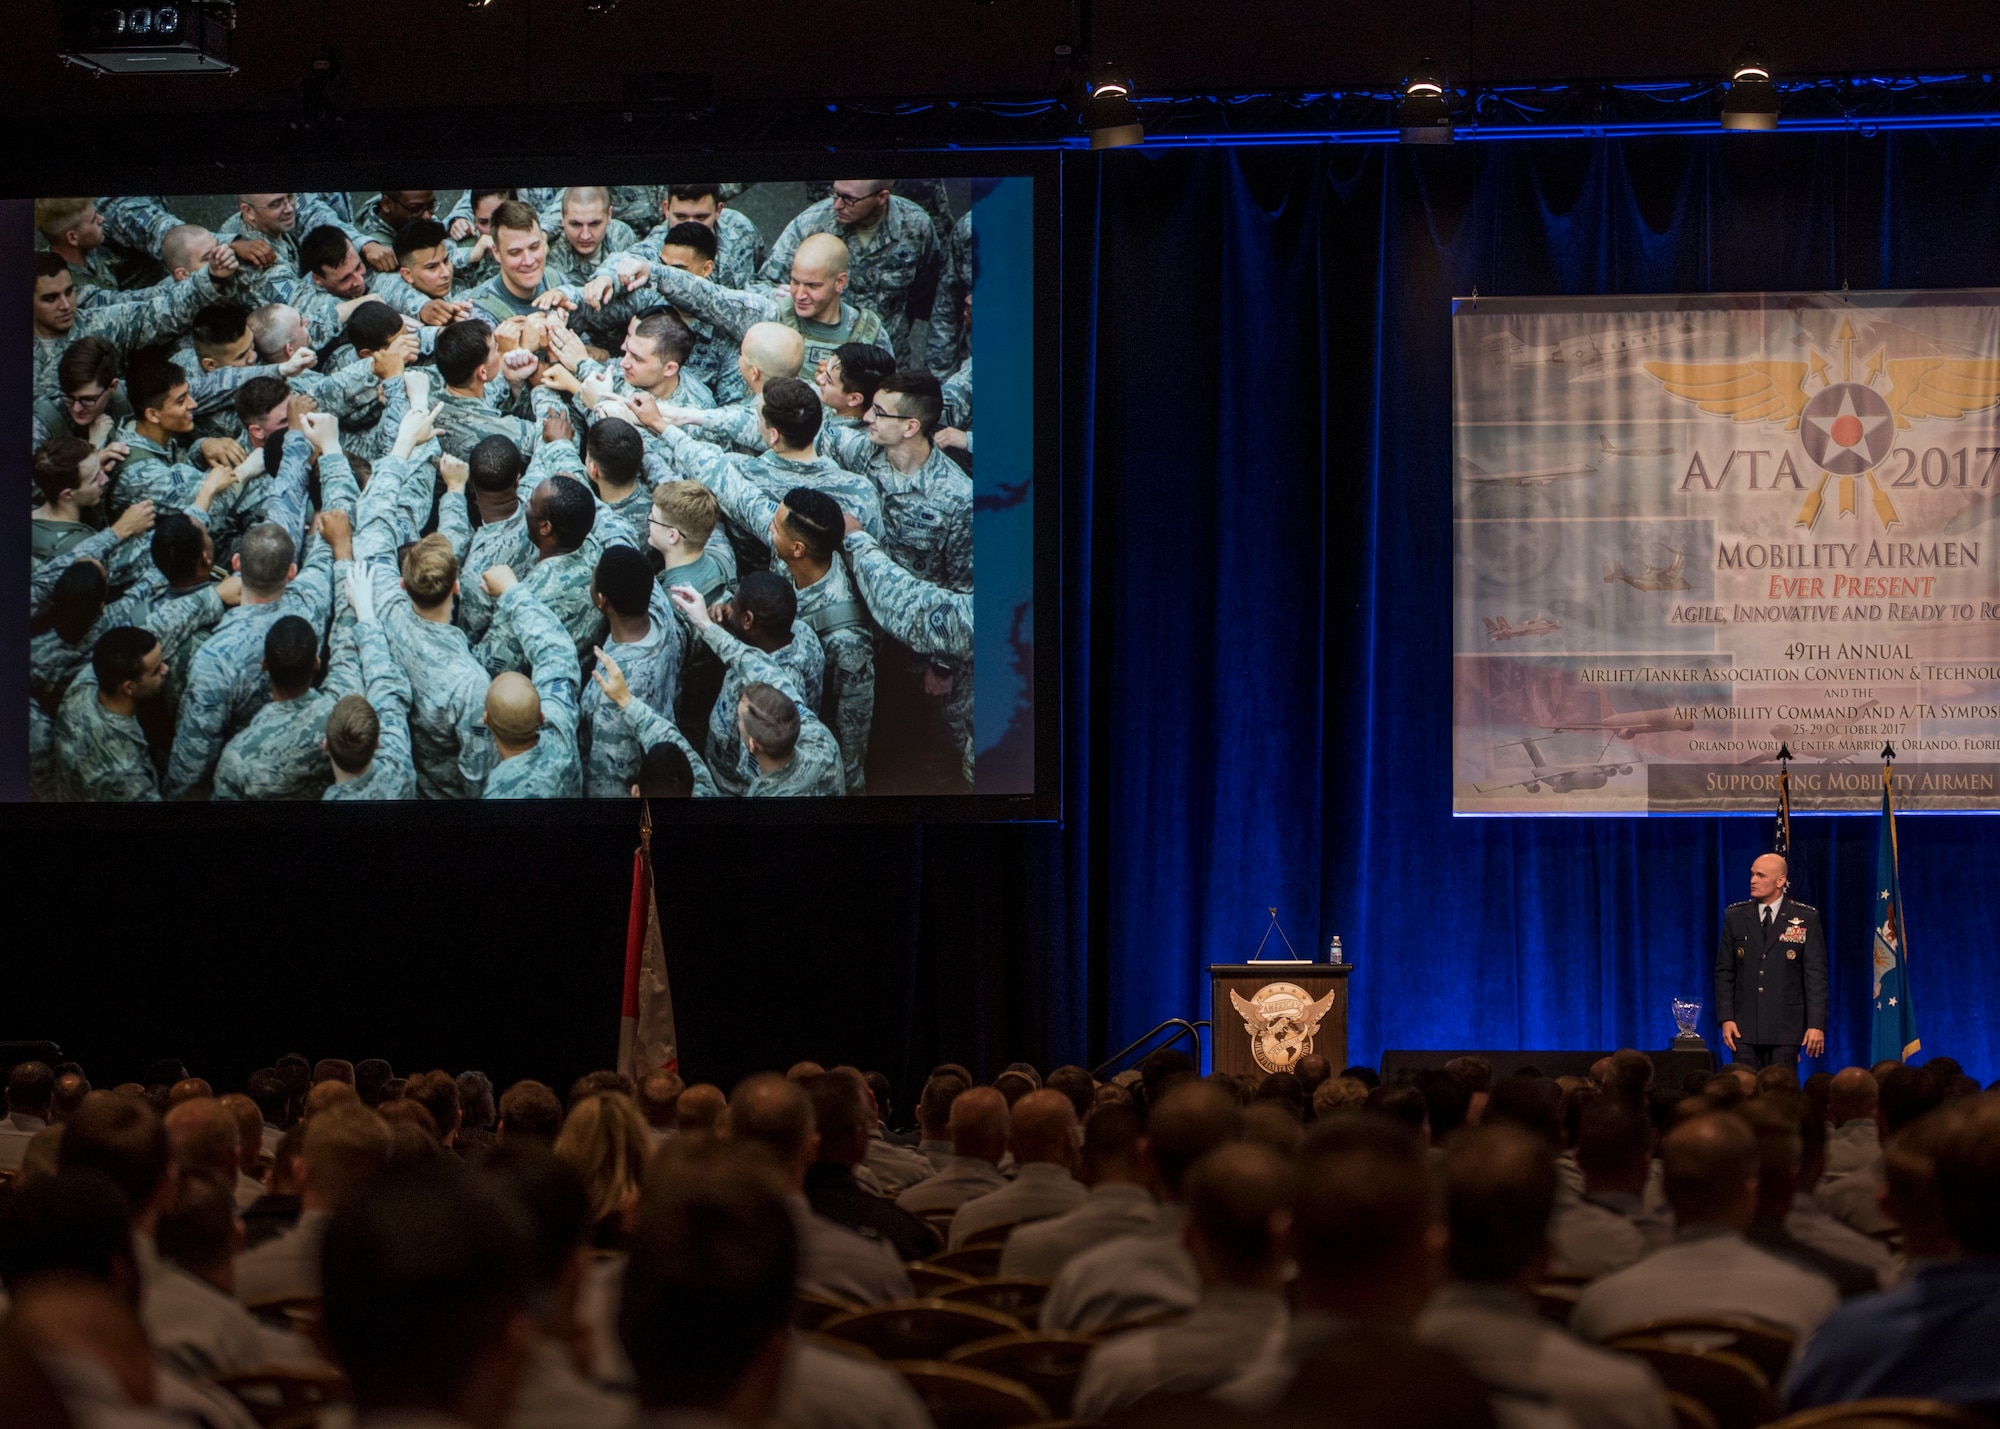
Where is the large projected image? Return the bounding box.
[25,179,1033,803]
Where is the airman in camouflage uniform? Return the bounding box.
[321,616,417,802]
[761,187,943,367]
[676,595,824,797]
[928,213,973,378]
[742,693,845,797]
[823,421,973,592]
[649,411,885,537]
[645,256,889,379]
[214,193,366,292]
[580,586,683,799]
[211,684,336,800]
[479,584,583,800]
[54,669,163,801]
[33,262,226,400]
[940,356,973,434]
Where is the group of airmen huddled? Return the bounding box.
[27,182,978,800]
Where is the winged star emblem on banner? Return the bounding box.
[1230,982,1339,1074]
[1643,317,2000,530]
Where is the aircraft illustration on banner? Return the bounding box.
[1598,434,1679,456]
[1483,615,1562,642]
[1540,690,1693,741]
[1457,456,1597,487]
[1481,320,1703,380]
[1476,736,1635,795]
[1603,548,1691,591]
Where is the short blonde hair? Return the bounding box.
[653,480,718,546]
[562,186,611,214]
[35,198,94,241]
[1312,1077,1369,1117]
[400,533,457,608]
[554,1092,653,1234]
[302,1104,391,1207]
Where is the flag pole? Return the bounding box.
[617,799,653,1078]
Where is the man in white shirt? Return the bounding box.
[235,1103,391,1307]
[0,1060,55,1172]
[1572,1112,1839,1355]
[149,1170,319,1378]
[1002,1101,1157,1283]
[1040,1080,1242,1333]
[895,1086,1010,1217]
[913,1073,964,1172]
[949,1089,1087,1248]
[1075,1142,1294,1416]
[1549,1100,1672,1279]
[1821,1068,1881,1180]
[725,1073,912,1306]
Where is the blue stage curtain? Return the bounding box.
[1070,135,2000,1079]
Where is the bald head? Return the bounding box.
[160,224,216,279]
[949,1086,1010,1165]
[1750,853,1789,903]
[168,1078,212,1107]
[219,1093,264,1173]
[164,1098,239,1183]
[741,322,804,383]
[485,671,543,746]
[1147,1081,1246,1199]
[726,1073,817,1181]
[793,233,851,279]
[1008,1089,1079,1168]
[676,1083,726,1135]
[1663,1112,1760,1228]
[1828,1067,1880,1124]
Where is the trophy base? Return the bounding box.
[1671,1033,1708,1051]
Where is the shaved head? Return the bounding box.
[484,672,542,745]
[741,322,804,382]
[1008,1088,1080,1167]
[793,233,850,279]
[164,1098,239,1183]
[1749,853,1789,903]
[949,1086,1010,1165]
[161,225,216,278]
[1828,1067,1880,1123]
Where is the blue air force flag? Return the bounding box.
[1870,765,1920,1064]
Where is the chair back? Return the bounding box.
[908,1261,978,1296]
[1530,1283,1581,1325]
[923,1213,957,1249]
[821,1300,1027,1362]
[1765,1401,2000,1429]
[930,1245,1005,1279]
[794,1289,861,1330]
[938,1278,1051,1321]
[946,1331,1097,1419]
[961,1220,1022,1249]
[1606,1338,1775,1429]
[243,1294,322,1336]
[212,1366,350,1429]
[1606,1318,1794,1386]
[1668,1390,1723,1429]
[1093,1305,1189,1337]
[893,1359,1050,1429]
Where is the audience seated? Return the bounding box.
[149,1169,318,1377]
[1821,1068,1879,1178]
[674,1082,726,1136]
[894,1085,1010,1215]
[1041,1078,1240,1333]
[234,1102,391,1305]
[1570,1111,1839,1353]
[947,1087,1085,1248]
[1001,1100,1156,1281]
[1784,1096,2000,1408]
[0,1061,54,1173]
[1739,1096,1881,1295]
[1075,1140,1294,1415]
[1416,1123,1673,1429]
[1548,1098,1669,1279]
[802,1071,935,1261]
[553,1091,651,1248]
[912,1072,967,1172]
[1817,1063,1944,1234]
[498,1080,565,1145]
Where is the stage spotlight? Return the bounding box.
[1399,62,1453,143]
[1083,62,1143,149]
[1721,42,1779,130]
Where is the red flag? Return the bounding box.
[617,803,678,1079]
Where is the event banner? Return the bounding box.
[1453,290,2000,814]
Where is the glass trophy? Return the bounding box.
[1671,997,1706,1050]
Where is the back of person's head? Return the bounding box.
[458,1072,498,1132]
[47,562,107,644]
[1606,1049,1653,1107]
[8,1061,54,1118]
[554,1093,652,1240]
[155,1169,237,1280]
[1442,1124,1557,1284]
[479,1142,591,1294]
[1146,1080,1245,1197]
[303,1104,391,1209]
[724,1073,815,1168]
[1575,1098,1653,1190]
[1880,1064,1946,1135]
[801,1073,868,1167]
[570,1071,638,1107]
[1294,1114,1433,1300]
[1756,1063,1800,1096]
[1008,1089,1079,1167]
[991,1069,1037,1108]
[1364,1083,1430,1140]
[149,511,210,587]
[263,614,319,696]
[636,1073,682,1131]
[1137,1048,1197,1110]
[675,1084,726,1136]
[246,1069,288,1125]
[1481,1077,1563,1146]
[238,523,297,599]
[1738,1096,1805,1213]
[57,1091,168,1218]
[586,416,644,488]
[1661,1111,1759,1226]
[306,1080,362,1120]
[622,1142,796,1413]
[917,1073,967,1137]
[498,1081,564,1144]
[1183,1141,1296,1286]
[0,1168,136,1296]
[1079,1102,1143,1185]
[539,474,595,552]
[1414,1069,1470,1142]
[636,740,696,798]
[1884,1102,1973,1257]
[1044,1066,1095,1121]
[778,487,842,564]
[434,319,495,388]
[1314,1077,1369,1118]
[948,1086,1010,1164]
[341,298,405,358]
[1441,1056,1492,1098]
[354,1059,394,1107]
[163,1097,239,1184]
[321,1160,534,1416]
[733,570,796,641]
[759,378,823,449]
[469,435,525,494]
[593,544,655,622]
[1932,1093,2000,1255]
[403,1070,462,1140]
[52,1072,91,1123]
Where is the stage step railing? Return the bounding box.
[1091,1019,1210,1081]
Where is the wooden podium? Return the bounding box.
[1209,963,1351,1076]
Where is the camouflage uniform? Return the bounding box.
[433,382,548,464]
[657,549,733,609]
[214,195,364,291]
[30,573,164,713]
[162,530,333,800]
[465,272,585,325]
[30,518,98,571]
[63,247,125,309]
[842,530,973,661]
[650,417,885,537]
[479,586,584,800]
[357,558,492,802]
[649,426,874,793]
[695,620,824,797]
[646,264,888,378]
[54,673,162,802]
[580,591,685,799]
[31,387,134,452]
[609,694,718,797]
[542,219,638,288]
[599,204,766,292]
[321,618,418,801]
[822,425,974,592]
[33,264,223,399]
[97,196,184,263]
[928,213,973,377]
[744,715,845,797]
[567,355,716,415]
[941,356,973,434]
[760,194,942,367]
[103,424,209,519]
[211,689,336,801]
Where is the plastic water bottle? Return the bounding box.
[1329,936,1344,965]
